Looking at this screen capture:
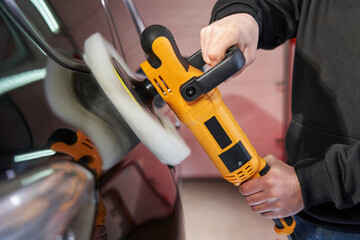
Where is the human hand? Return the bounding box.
[239,154,304,219]
[200,13,259,70]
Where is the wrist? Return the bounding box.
[210,2,262,35]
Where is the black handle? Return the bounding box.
[180,46,245,102]
[186,49,206,70]
[140,25,246,102]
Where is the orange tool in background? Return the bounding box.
[139,25,296,239]
[48,129,107,233]
[48,129,102,178]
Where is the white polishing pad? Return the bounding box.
[45,59,138,170]
[83,33,190,166]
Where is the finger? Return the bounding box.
[239,178,264,196]
[260,211,279,219]
[205,37,226,66]
[200,28,205,53]
[250,201,278,215]
[200,27,210,64]
[263,154,277,165]
[259,207,291,219]
[244,192,269,206]
[241,47,251,68]
[205,25,232,66]
[241,43,258,70]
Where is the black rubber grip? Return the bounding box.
[186,49,206,70]
[259,162,270,176]
[273,217,294,229]
[273,218,284,229]
[180,46,245,102]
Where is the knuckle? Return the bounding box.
[264,154,275,160]
[238,185,244,194]
[245,196,254,206]
[246,51,256,64]
[261,212,273,218]
[200,27,207,37]
[264,177,275,188]
[273,201,282,211]
[207,49,223,62]
[239,185,247,195]
[279,210,287,218]
[206,48,218,57]
[251,205,259,212]
[211,24,221,33]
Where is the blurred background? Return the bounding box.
[0,0,294,239]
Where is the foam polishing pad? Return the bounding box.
[44,59,139,170]
[83,33,190,166]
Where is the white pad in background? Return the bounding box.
[83,33,190,166]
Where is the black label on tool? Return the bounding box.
[219,141,251,172]
[204,116,232,149]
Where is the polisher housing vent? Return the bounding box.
[154,75,172,96]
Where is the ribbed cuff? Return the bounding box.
[294,158,335,209]
[210,1,263,36]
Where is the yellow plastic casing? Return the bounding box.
[140,36,266,186]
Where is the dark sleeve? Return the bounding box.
[294,142,360,209]
[209,0,302,49]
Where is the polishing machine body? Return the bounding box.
[139,25,296,237]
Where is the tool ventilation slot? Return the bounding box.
[245,165,254,175]
[82,141,93,150]
[159,76,171,93]
[236,164,254,182]
[224,163,255,185]
[224,174,240,186]
[237,171,247,181]
[154,75,171,95]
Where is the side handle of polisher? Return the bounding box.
[141,25,245,102]
[180,46,245,101]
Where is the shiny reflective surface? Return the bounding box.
[0,161,96,240]
[1,0,88,72]
[0,0,184,239]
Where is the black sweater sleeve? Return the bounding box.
[209,1,360,225]
[294,142,360,209]
[209,0,301,49]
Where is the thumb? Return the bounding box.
[263,154,278,166]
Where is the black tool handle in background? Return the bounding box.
[140,25,245,102]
